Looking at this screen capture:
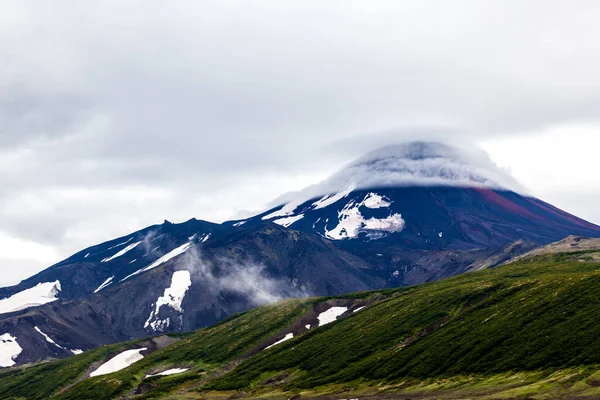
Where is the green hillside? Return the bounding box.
[4,249,600,399]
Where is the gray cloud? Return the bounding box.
[2,1,600,285]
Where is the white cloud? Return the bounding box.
[1,1,600,285]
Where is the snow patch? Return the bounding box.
[94,276,114,293]
[145,271,192,331]
[439,232,443,238]
[90,348,147,377]
[122,243,192,281]
[0,333,22,367]
[233,220,247,227]
[0,281,61,315]
[325,197,404,240]
[146,368,189,378]
[34,326,65,350]
[262,199,303,220]
[102,241,141,262]
[312,185,356,210]
[317,307,348,326]
[84,253,90,258]
[201,233,211,243]
[107,237,133,250]
[353,306,366,313]
[265,333,294,350]
[305,324,311,329]
[273,214,304,228]
[71,349,83,355]
[362,192,392,209]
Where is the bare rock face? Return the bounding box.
[506,236,600,264]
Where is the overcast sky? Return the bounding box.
[2,1,600,286]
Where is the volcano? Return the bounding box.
[0,141,598,367]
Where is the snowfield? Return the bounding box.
[273,214,304,228]
[90,348,147,377]
[34,326,65,350]
[325,194,405,240]
[0,281,61,315]
[265,333,294,349]
[101,241,141,262]
[145,270,192,331]
[317,307,348,326]
[0,333,22,367]
[312,185,356,210]
[94,276,114,293]
[122,243,192,281]
[261,199,302,220]
[145,368,189,378]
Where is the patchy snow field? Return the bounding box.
[317,307,348,326]
[90,348,147,377]
[265,333,294,350]
[94,276,114,293]
[122,243,192,281]
[101,241,141,263]
[34,326,65,350]
[0,333,22,367]
[145,368,189,378]
[0,281,61,315]
[145,270,192,331]
[273,214,304,228]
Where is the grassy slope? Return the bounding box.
[4,251,600,399]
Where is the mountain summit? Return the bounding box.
[244,142,598,245]
[0,141,598,367]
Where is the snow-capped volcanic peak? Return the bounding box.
[269,142,524,212]
[253,142,529,241]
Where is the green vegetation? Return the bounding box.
[4,252,600,399]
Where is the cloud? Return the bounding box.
[177,247,307,306]
[1,1,600,285]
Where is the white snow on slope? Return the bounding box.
[362,192,392,208]
[90,348,147,377]
[262,199,303,220]
[202,233,211,243]
[145,271,192,331]
[122,243,192,281]
[35,326,83,355]
[94,276,114,293]
[273,214,304,228]
[353,306,366,313]
[146,368,189,378]
[0,281,61,315]
[233,220,247,227]
[102,241,141,263]
[0,333,22,367]
[312,185,356,210]
[265,333,294,350]
[325,194,405,240]
[34,326,65,350]
[107,237,133,250]
[317,307,348,326]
